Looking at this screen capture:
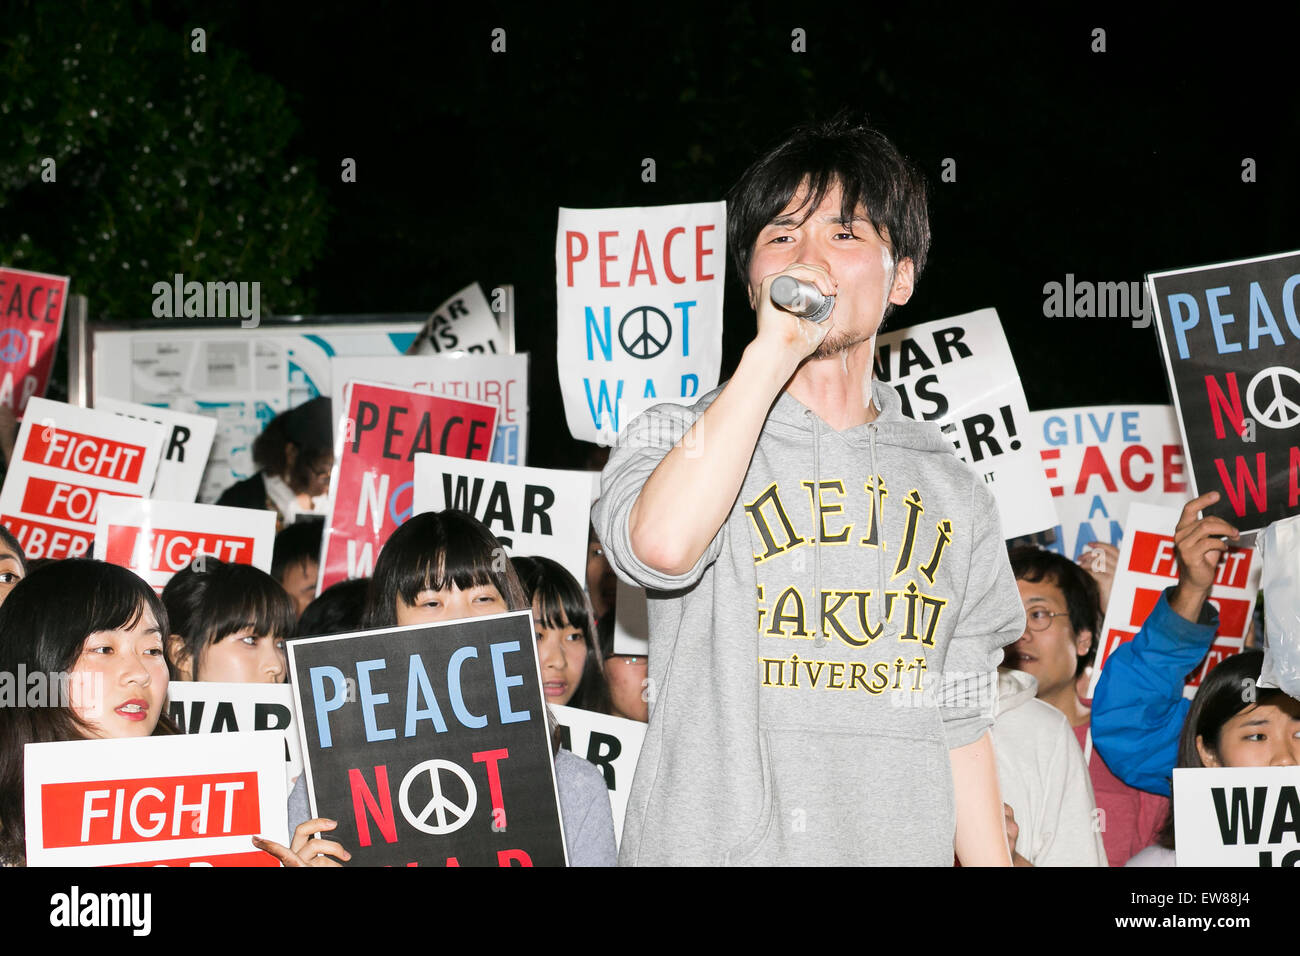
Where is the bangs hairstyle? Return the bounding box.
[364,510,529,628]
[726,113,931,304]
[513,555,611,714]
[1156,649,1284,850]
[0,560,174,865]
[161,558,297,680]
[1008,545,1101,676]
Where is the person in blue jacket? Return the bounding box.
[1090,491,1239,797]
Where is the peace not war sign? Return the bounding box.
[399,758,478,835]
[1246,365,1300,431]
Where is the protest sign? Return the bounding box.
[874,309,1057,540]
[24,731,287,866]
[331,353,528,465]
[556,201,725,443]
[553,704,645,848]
[96,497,275,591]
[1087,503,1260,699]
[0,267,68,417]
[612,578,649,657]
[288,612,568,866]
[412,454,591,584]
[1173,767,1300,866]
[0,398,166,560]
[407,282,507,356]
[95,397,217,502]
[167,682,304,789]
[1149,250,1300,533]
[91,321,422,502]
[317,382,498,592]
[1029,405,1187,559]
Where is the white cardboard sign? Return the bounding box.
[1174,767,1300,866]
[553,704,646,848]
[167,681,304,790]
[95,397,217,503]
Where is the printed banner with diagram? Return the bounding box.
[556,201,725,443]
[331,353,528,465]
[24,731,287,867]
[1087,502,1261,700]
[96,497,275,591]
[874,309,1057,540]
[1029,405,1188,560]
[0,398,166,560]
[0,267,69,417]
[412,453,592,586]
[92,322,422,502]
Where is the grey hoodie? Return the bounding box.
[594,378,1025,865]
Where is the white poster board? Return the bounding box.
[95,397,217,503]
[96,497,276,590]
[412,453,592,585]
[0,398,166,560]
[167,681,304,790]
[407,282,507,356]
[1174,767,1300,866]
[24,731,288,866]
[874,308,1057,540]
[331,352,528,465]
[557,201,725,443]
[553,704,647,848]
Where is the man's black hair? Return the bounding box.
[1008,546,1101,677]
[272,518,324,582]
[726,112,931,312]
[297,578,369,638]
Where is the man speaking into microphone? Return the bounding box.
[593,115,1025,866]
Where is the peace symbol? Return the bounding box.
[0,330,29,364]
[618,306,672,359]
[1246,366,1300,430]
[399,758,478,835]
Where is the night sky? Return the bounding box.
[23,4,1300,468]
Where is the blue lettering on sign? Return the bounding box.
[586,306,613,361]
[388,480,414,526]
[357,658,396,742]
[1121,411,1140,442]
[447,647,488,729]
[309,665,348,748]
[1167,292,1200,360]
[490,424,520,465]
[490,640,530,724]
[1205,286,1240,355]
[672,300,696,357]
[584,378,623,430]
[1087,494,1110,519]
[1248,283,1285,350]
[681,373,699,398]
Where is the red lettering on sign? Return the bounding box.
[1128,530,1178,579]
[23,426,147,482]
[1040,448,1063,497]
[564,231,588,288]
[1162,444,1187,493]
[1118,445,1154,492]
[41,771,260,847]
[110,849,277,867]
[21,477,138,524]
[1214,453,1268,517]
[348,765,398,848]
[104,525,255,571]
[0,514,92,560]
[1204,373,1246,440]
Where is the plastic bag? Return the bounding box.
[1257,513,1300,697]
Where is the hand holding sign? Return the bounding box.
[1171,491,1240,620]
[252,818,351,867]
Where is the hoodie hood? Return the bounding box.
[764,376,958,454]
[996,666,1040,717]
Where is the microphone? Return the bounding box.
[770,276,834,323]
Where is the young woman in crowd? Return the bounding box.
[323,509,616,865]
[1128,649,1300,866]
[162,557,297,683]
[0,525,26,606]
[511,555,610,713]
[0,559,340,866]
[216,396,333,528]
[596,613,649,723]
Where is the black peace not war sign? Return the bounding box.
[618,305,672,359]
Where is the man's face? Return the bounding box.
[747,179,913,358]
[1006,577,1092,700]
